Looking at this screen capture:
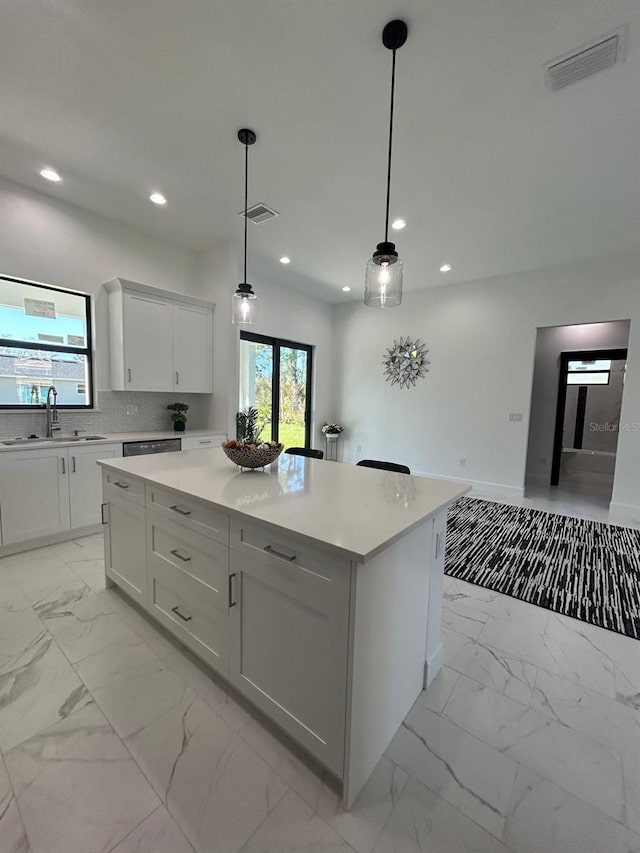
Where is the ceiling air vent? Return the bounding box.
[546,31,625,91]
[240,203,279,224]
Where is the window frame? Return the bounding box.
[0,274,95,411]
[239,331,313,448]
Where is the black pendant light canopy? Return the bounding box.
[233,128,260,325]
[364,19,408,309]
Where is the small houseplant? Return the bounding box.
[167,402,190,432]
[322,422,344,441]
[222,406,283,469]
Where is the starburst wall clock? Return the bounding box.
[382,337,430,389]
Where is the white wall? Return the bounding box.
[526,320,630,481]
[0,176,195,390]
[194,242,334,443]
[332,251,640,518]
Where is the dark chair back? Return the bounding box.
[285,447,324,460]
[357,459,411,475]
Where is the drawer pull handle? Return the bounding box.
[229,572,237,608]
[264,544,296,562]
[170,548,191,563]
[101,503,108,525]
[171,605,192,622]
[170,505,191,516]
[199,440,212,445]
[114,481,129,489]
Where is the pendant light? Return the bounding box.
[364,20,408,309]
[233,128,260,325]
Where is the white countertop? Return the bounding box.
[0,429,224,452]
[99,448,469,562]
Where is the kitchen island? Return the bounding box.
[99,448,468,806]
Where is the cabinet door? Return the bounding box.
[104,492,147,603]
[69,443,121,529]
[229,522,351,776]
[0,449,70,545]
[173,303,213,393]
[123,292,173,391]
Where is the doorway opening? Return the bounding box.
[525,320,630,515]
[239,332,313,449]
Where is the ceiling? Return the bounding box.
[1,0,639,302]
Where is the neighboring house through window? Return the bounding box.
[0,275,94,409]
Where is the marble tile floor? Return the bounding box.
[1,533,639,853]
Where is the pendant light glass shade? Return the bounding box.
[232,283,259,325]
[364,20,408,309]
[232,128,259,326]
[364,242,403,308]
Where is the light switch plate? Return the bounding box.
[508,412,523,422]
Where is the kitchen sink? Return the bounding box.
[1,435,107,445]
[51,435,107,442]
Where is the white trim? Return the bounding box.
[608,502,640,524]
[424,642,443,689]
[412,470,525,500]
[0,523,102,557]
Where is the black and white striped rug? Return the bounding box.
[445,497,640,640]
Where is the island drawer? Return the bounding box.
[146,485,229,544]
[147,510,229,612]
[103,469,145,506]
[148,560,229,676]
[230,518,349,580]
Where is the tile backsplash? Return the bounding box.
[0,391,210,439]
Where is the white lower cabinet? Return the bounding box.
[180,433,226,451]
[0,442,122,548]
[69,443,121,528]
[229,519,351,777]
[146,509,229,673]
[0,448,70,545]
[104,491,147,603]
[102,475,352,781]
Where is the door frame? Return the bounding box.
[240,331,313,447]
[550,347,627,486]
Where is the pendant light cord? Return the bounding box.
[384,48,397,243]
[243,140,249,284]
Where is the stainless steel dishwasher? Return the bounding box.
[122,438,182,457]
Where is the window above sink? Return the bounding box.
[0,275,94,410]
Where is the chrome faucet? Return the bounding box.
[45,386,60,437]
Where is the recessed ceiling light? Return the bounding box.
[279,256,291,265]
[391,218,406,230]
[342,286,351,292]
[40,167,61,182]
[440,263,453,273]
[149,192,167,205]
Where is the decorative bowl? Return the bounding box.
[222,443,284,469]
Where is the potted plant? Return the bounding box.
[321,422,344,441]
[167,402,190,432]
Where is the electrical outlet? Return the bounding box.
[126,404,138,415]
[508,412,523,422]
[357,445,362,453]
[459,457,466,467]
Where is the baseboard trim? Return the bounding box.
[0,524,102,557]
[413,470,525,501]
[608,502,640,524]
[424,643,443,688]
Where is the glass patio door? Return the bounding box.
[239,332,312,448]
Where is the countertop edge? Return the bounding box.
[98,459,471,563]
[0,429,226,452]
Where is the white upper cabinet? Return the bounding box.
[105,278,214,394]
[173,302,213,393]
[123,292,174,391]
